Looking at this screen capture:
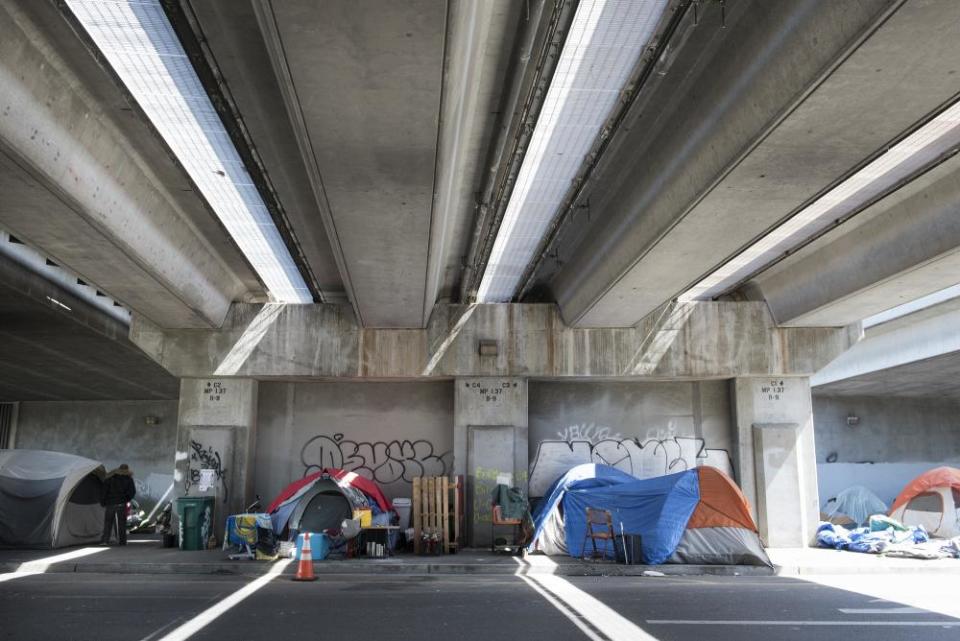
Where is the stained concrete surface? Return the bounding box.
[15,400,177,470]
[2,571,959,641]
[255,381,454,502]
[813,394,960,464]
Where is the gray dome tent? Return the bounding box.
[0,450,106,548]
[287,478,370,535]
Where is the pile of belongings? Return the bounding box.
[817,515,960,559]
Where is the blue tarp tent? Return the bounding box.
[533,465,637,524]
[563,471,700,563]
[529,464,770,566]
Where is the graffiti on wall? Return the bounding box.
[300,433,453,485]
[184,440,229,504]
[555,423,623,443]
[528,436,733,496]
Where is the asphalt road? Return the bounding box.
[2,571,958,641]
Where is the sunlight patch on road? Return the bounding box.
[794,574,960,622]
[515,555,661,641]
[0,546,107,583]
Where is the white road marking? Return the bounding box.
[839,607,927,614]
[647,620,960,627]
[795,574,960,621]
[514,556,661,641]
[516,573,606,641]
[0,547,107,583]
[21,594,218,600]
[148,558,292,641]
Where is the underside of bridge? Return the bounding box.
[1,0,959,550]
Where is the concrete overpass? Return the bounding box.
[2,0,960,549]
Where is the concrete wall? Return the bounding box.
[254,381,454,503]
[527,381,733,497]
[14,400,178,510]
[813,393,960,507]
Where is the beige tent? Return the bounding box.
[0,450,106,548]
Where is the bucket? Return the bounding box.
[614,534,643,564]
[393,498,412,529]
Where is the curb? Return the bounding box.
[774,564,960,576]
[5,560,959,577]
[0,560,774,577]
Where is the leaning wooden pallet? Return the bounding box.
[412,475,462,554]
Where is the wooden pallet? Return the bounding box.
[412,476,462,554]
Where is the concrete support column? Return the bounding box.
[732,377,819,548]
[454,377,528,548]
[173,378,258,543]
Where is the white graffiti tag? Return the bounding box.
[555,423,623,443]
[528,436,733,497]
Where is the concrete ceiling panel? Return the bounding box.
[534,0,960,327]
[268,0,448,327]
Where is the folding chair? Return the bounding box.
[582,507,615,560]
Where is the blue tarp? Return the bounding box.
[528,464,704,564]
[563,471,700,564]
[529,464,637,548]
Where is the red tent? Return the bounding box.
[267,468,392,514]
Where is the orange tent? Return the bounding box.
[889,467,960,538]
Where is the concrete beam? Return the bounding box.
[812,304,960,388]
[749,152,960,327]
[423,0,524,319]
[187,0,346,303]
[247,0,448,328]
[531,0,960,327]
[129,302,858,380]
[0,251,178,402]
[0,2,262,329]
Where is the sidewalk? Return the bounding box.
[768,547,960,575]
[2,536,958,577]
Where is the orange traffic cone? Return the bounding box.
[292,532,317,582]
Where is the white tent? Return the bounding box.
[0,450,106,548]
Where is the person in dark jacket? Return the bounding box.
[100,464,136,545]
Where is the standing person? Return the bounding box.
[100,464,136,546]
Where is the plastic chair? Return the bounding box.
[582,508,615,560]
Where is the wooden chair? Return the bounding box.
[582,507,615,560]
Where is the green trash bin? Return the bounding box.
[176,496,215,551]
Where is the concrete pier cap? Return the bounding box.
[143,301,859,548]
[130,301,859,381]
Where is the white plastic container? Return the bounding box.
[393,497,412,529]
